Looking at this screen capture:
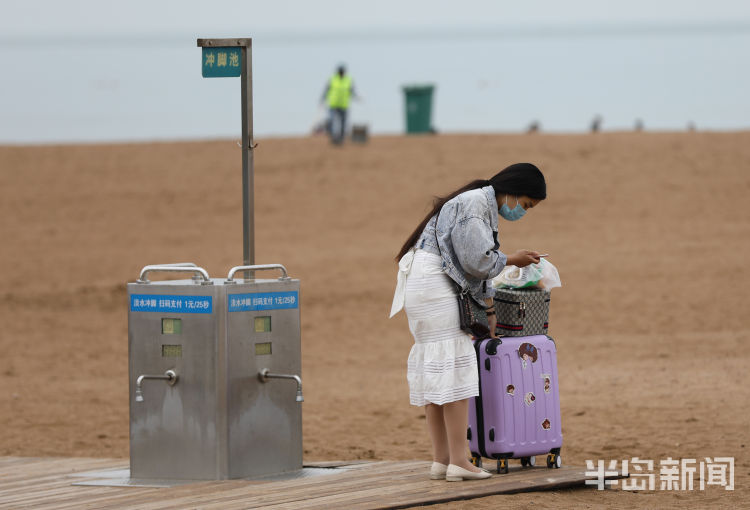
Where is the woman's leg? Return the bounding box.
[424,403,450,465]
[443,399,481,471]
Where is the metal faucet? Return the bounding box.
[135,369,178,402]
[258,368,304,402]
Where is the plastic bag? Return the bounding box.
[492,258,562,290]
[493,263,543,289]
[538,258,562,290]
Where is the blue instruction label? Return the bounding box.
[229,291,299,312]
[130,294,213,313]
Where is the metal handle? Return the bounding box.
[137,265,212,285]
[225,264,290,284]
[145,263,207,282]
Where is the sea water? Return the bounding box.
[0,27,748,144]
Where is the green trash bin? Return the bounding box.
[403,85,435,134]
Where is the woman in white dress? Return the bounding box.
[390,163,547,481]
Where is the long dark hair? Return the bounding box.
[395,163,546,261]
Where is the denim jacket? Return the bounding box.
[415,185,507,305]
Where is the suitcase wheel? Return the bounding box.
[520,456,536,468]
[497,458,509,474]
[471,456,482,468]
[546,453,562,469]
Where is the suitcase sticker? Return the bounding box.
[518,342,538,368]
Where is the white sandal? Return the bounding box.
[445,464,492,481]
[430,462,448,479]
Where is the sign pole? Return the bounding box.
[197,38,254,280]
[240,43,255,280]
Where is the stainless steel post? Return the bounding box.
[241,43,255,281]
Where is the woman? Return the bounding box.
[390,162,546,481]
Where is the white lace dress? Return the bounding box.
[391,249,479,406]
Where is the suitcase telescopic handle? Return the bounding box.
[136,265,213,285]
[225,264,291,284]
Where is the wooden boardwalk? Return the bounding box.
[0,456,625,509]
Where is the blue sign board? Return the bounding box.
[202,47,242,78]
[131,294,213,313]
[229,291,299,312]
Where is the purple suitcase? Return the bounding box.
[468,334,563,473]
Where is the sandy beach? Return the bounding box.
[1,132,747,508]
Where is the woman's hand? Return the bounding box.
[507,249,541,267]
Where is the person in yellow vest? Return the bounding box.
[320,65,358,145]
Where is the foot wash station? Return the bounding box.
[127,38,304,482]
[128,263,302,480]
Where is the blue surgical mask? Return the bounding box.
[499,196,526,221]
